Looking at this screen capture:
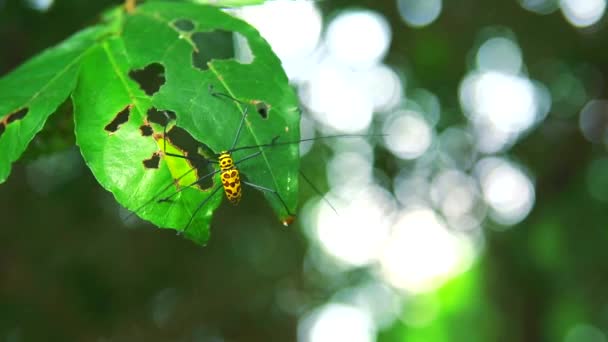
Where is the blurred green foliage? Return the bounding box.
[1,0,608,341]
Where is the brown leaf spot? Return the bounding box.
[282,215,296,226]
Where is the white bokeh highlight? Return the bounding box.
[560,0,606,27]
[326,10,391,68]
[237,0,324,82]
[313,185,395,267]
[476,37,523,74]
[298,303,375,342]
[383,110,433,160]
[431,169,484,231]
[460,70,551,153]
[304,61,375,133]
[379,208,475,293]
[462,71,536,133]
[397,0,443,27]
[476,157,535,226]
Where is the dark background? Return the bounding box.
[1,0,607,341]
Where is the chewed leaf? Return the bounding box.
[73,38,221,245]
[104,104,132,134]
[0,25,107,184]
[124,2,300,223]
[73,3,299,244]
[128,63,166,96]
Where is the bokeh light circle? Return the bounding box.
[326,9,391,68]
[359,64,404,112]
[379,208,474,293]
[238,0,322,59]
[475,157,535,226]
[397,0,443,27]
[519,0,560,14]
[383,110,433,160]
[460,71,537,134]
[304,62,375,133]
[313,185,395,267]
[476,37,523,74]
[430,169,484,231]
[579,99,608,144]
[560,0,607,28]
[298,303,375,342]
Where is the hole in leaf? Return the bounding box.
[254,101,270,119]
[4,107,29,124]
[140,124,153,136]
[29,99,74,154]
[1,107,29,137]
[147,108,176,127]
[129,63,166,96]
[104,105,131,134]
[166,126,214,190]
[143,152,161,169]
[173,19,195,32]
[191,30,235,71]
[234,32,254,64]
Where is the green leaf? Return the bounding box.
[0,25,107,184]
[74,3,299,244]
[128,2,300,219]
[73,38,221,245]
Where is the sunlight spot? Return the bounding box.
[326,10,391,68]
[298,303,375,342]
[314,185,395,267]
[238,0,322,59]
[560,0,606,27]
[380,208,474,293]
[475,157,535,226]
[304,61,374,133]
[397,0,443,27]
[383,110,433,160]
[476,37,523,74]
[431,169,485,231]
